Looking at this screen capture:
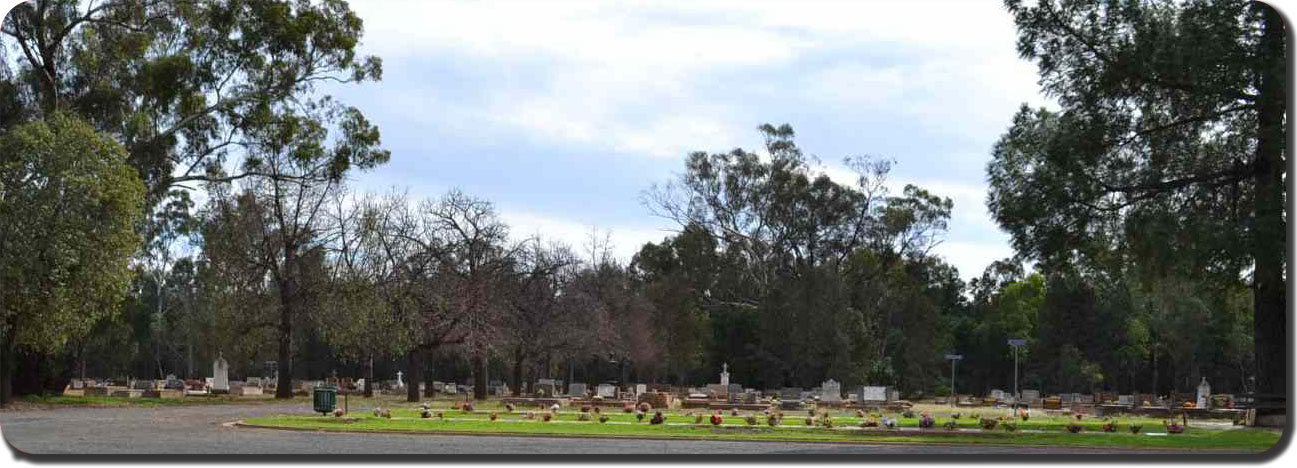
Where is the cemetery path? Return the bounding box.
[0,402,1252,455]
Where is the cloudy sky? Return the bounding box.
[325,0,1053,281]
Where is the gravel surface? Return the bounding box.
[0,402,1242,455]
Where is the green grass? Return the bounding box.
[242,406,1282,452]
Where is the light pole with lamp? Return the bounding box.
[945,354,963,408]
[1008,339,1027,402]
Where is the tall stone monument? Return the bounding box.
[212,354,230,394]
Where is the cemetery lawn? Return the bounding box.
[241,409,1281,452]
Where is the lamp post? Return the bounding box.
[1008,339,1027,401]
[945,354,963,408]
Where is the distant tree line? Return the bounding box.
[0,0,1281,405]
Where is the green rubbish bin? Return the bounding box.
[313,386,337,415]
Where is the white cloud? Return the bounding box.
[933,240,1017,281]
[499,209,671,263]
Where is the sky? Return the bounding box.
[323,0,1054,282]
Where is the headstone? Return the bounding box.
[568,382,587,398]
[536,378,556,396]
[719,362,730,387]
[820,379,842,403]
[1196,378,1211,408]
[597,384,617,398]
[744,392,758,404]
[1118,394,1133,405]
[990,389,1005,401]
[858,386,888,403]
[706,384,727,398]
[396,371,404,388]
[71,380,85,389]
[1022,389,1041,401]
[445,382,458,394]
[889,390,900,402]
[212,355,230,393]
[636,383,648,396]
[727,383,742,395]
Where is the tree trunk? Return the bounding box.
[511,348,524,397]
[473,350,488,401]
[423,350,436,397]
[406,349,422,403]
[1251,3,1287,401]
[363,356,374,398]
[274,287,294,399]
[0,341,12,407]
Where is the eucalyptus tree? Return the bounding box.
[989,0,1285,396]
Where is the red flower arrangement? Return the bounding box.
[710,414,723,426]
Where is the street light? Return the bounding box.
[1008,339,1027,401]
[945,354,963,408]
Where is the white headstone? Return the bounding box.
[396,371,404,388]
[1196,378,1211,408]
[820,379,842,402]
[991,389,1005,400]
[1022,389,1041,401]
[597,384,616,398]
[1118,394,1132,405]
[212,355,229,392]
[859,386,888,403]
[568,382,587,397]
[636,383,647,395]
[354,378,365,391]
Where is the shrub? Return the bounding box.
[650,411,665,425]
[461,402,474,412]
[421,410,431,419]
[380,409,392,419]
[951,412,961,419]
[1074,413,1083,421]
[577,413,591,422]
[436,411,445,420]
[623,405,635,413]
[541,412,553,422]
[505,403,515,413]
[581,406,592,413]
[1129,424,1143,434]
[599,415,610,424]
[710,414,723,426]
[943,420,958,431]
[695,413,705,424]
[980,418,999,430]
[1102,419,1117,432]
[638,402,652,413]
[636,411,646,422]
[1001,421,1017,432]
[767,414,780,426]
[333,408,345,417]
[804,417,815,426]
[489,412,499,421]
[745,414,758,426]
[731,408,740,416]
[1064,422,1083,433]
[862,418,879,428]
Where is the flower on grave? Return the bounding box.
[744,414,758,426]
[1128,424,1143,434]
[695,413,705,424]
[943,420,958,431]
[638,402,653,413]
[883,417,898,429]
[436,411,445,420]
[380,409,392,419]
[636,411,646,422]
[622,404,635,413]
[578,412,591,422]
[1001,421,1018,432]
[650,411,666,425]
[489,412,499,421]
[1164,420,1185,434]
[1064,421,1083,433]
[550,403,561,412]
[764,408,772,416]
[919,414,935,429]
[980,418,999,430]
[856,409,865,418]
[599,414,610,423]
[902,409,916,419]
[949,411,960,420]
[1074,413,1083,421]
[373,408,382,417]
[541,412,553,422]
[581,405,592,413]
[862,418,879,428]
[421,410,432,419]
[767,414,781,427]
[804,416,815,426]
[593,406,601,414]
[1018,409,1029,421]
[462,402,474,412]
[710,414,723,426]
[1101,418,1117,432]
[820,415,834,428]
[730,408,739,417]
[522,411,535,420]
[420,403,430,411]
[333,408,345,417]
